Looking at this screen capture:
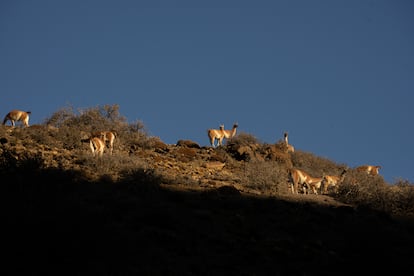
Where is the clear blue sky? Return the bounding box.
[1,0,413,184]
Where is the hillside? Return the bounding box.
[2,107,414,276]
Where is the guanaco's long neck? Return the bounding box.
[230,125,237,138]
[340,170,347,181]
[284,133,289,145]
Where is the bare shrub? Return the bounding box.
[228,131,261,146]
[43,105,76,128]
[76,152,151,181]
[54,126,84,150]
[117,120,151,151]
[335,169,389,211]
[290,150,346,181]
[44,104,127,129]
[240,160,289,195]
[0,125,9,136]
[385,179,414,218]
[25,125,59,147]
[42,105,150,153]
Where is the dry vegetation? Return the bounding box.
[2,105,414,275]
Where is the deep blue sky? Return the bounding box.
[1,0,413,184]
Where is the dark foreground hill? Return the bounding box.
[3,166,414,276]
[1,118,414,275]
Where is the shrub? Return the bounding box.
[291,150,346,179]
[228,131,261,146]
[335,169,390,211]
[240,160,289,195]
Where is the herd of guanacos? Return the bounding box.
[205,121,381,195]
[3,109,381,194]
